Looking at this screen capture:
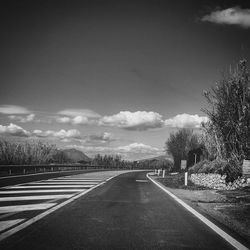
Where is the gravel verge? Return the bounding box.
[155,173,250,243]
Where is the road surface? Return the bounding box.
[0,171,247,249]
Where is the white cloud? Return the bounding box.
[0,105,31,114]
[56,115,93,125]
[165,114,208,128]
[9,114,35,123]
[202,7,250,28]
[100,111,164,130]
[56,116,71,124]
[58,109,101,118]
[0,123,30,137]
[33,129,81,139]
[56,109,100,125]
[87,132,115,144]
[117,143,161,154]
[72,116,89,125]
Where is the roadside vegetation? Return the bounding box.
[0,139,56,165]
[165,60,250,183]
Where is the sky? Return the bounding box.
[0,0,250,160]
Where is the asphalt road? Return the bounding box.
[1,171,237,250]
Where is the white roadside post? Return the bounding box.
[158,169,161,176]
[185,172,188,186]
[181,160,188,186]
[162,169,166,178]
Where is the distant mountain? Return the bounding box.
[138,155,173,163]
[61,148,91,163]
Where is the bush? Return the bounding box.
[188,159,242,183]
[214,159,242,183]
[202,60,250,162]
[188,160,210,174]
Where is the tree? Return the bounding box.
[202,60,250,162]
[166,129,200,171]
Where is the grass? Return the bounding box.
[157,172,209,190]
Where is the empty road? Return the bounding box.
[0,171,247,250]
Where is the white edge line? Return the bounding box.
[0,174,118,242]
[146,173,248,250]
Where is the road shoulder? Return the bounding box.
[147,173,250,250]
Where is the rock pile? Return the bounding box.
[190,173,248,190]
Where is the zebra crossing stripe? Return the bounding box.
[42,179,100,184]
[7,185,94,189]
[58,177,104,181]
[27,182,99,185]
[0,174,118,242]
[0,195,74,202]
[0,189,84,194]
[0,203,57,213]
[0,219,25,233]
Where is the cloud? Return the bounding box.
[201,6,250,28]
[88,132,114,142]
[117,143,161,154]
[0,105,31,115]
[56,109,100,125]
[33,129,81,139]
[0,123,30,137]
[165,114,208,128]
[56,115,90,125]
[58,109,101,118]
[86,132,115,145]
[9,114,35,123]
[100,111,164,130]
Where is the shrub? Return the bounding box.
[188,159,242,183]
[214,159,242,183]
[202,60,250,162]
[188,160,210,174]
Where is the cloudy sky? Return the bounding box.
[0,0,250,160]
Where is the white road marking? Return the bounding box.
[0,195,74,202]
[0,219,25,232]
[0,203,56,213]
[58,178,103,181]
[46,179,101,181]
[28,182,99,185]
[0,175,116,242]
[0,189,84,194]
[0,170,146,242]
[7,185,94,189]
[136,180,148,182]
[147,173,249,250]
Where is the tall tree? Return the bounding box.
[166,129,200,171]
[202,60,250,162]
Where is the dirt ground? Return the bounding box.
[156,174,250,242]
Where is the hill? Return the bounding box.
[61,148,91,163]
[138,155,173,163]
